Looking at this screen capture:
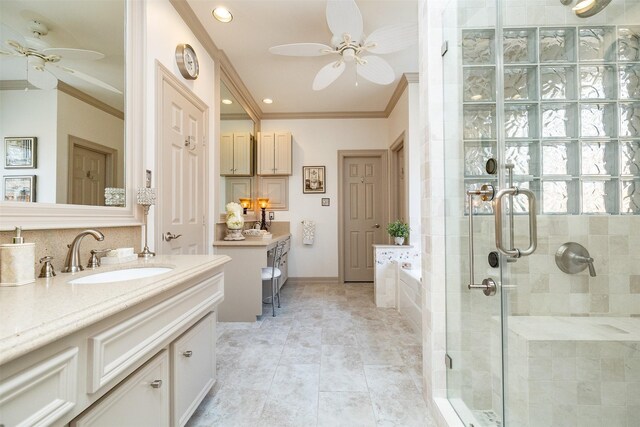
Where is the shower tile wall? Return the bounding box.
[462,25,640,215]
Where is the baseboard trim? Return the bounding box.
[286,277,340,285]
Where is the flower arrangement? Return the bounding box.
[386,220,410,238]
[225,202,244,230]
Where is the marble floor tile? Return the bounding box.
[317,392,377,427]
[187,282,431,426]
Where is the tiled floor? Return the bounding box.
[186,282,436,427]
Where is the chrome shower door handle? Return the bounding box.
[466,185,497,296]
[494,187,537,258]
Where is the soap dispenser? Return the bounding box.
[0,227,36,286]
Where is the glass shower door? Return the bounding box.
[443,2,506,426]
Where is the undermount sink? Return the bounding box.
[68,267,173,285]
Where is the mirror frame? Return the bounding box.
[0,0,143,230]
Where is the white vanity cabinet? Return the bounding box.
[220,132,253,176]
[257,131,292,175]
[71,351,170,427]
[0,256,229,427]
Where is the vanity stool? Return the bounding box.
[262,240,287,317]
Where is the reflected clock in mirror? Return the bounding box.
[0,0,126,207]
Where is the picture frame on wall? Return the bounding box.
[3,175,36,202]
[4,137,37,169]
[303,166,326,194]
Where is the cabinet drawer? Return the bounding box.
[88,273,223,393]
[171,312,216,427]
[0,347,78,427]
[72,350,169,427]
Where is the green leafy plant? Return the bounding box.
[386,220,410,238]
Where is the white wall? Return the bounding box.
[220,120,253,134]
[0,90,58,203]
[260,118,389,278]
[145,0,218,253]
[56,91,125,203]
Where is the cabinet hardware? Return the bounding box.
[150,379,163,389]
[182,350,193,357]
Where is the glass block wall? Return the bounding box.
[463,26,640,215]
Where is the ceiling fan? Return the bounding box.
[269,0,417,91]
[0,20,121,93]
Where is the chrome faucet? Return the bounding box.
[62,229,105,273]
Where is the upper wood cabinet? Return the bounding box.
[220,132,253,176]
[257,131,292,175]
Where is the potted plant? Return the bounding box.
[387,220,410,245]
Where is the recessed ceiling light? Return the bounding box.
[212,7,233,23]
[221,99,233,105]
[262,98,273,104]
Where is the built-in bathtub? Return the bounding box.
[398,268,422,341]
[500,316,640,427]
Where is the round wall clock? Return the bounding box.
[175,44,199,80]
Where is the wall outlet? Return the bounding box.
[269,211,275,220]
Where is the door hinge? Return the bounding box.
[441,41,449,57]
[445,353,453,369]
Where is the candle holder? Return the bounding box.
[257,197,271,231]
[137,188,156,258]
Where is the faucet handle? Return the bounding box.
[87,249,112,269]
[38,256,56,278]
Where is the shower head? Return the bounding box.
[572,0,612,17]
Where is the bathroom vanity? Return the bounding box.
[213,234,291,321]
[0,254,230,427]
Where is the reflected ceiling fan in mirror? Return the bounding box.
[268,0,417,91]
[0,20,121,93]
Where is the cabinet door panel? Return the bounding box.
[274,132,292,175]
[233,132,252,176]
[220,133,235,176]
[72,351,169,427]
[258,133,275,175]
[172,312,216,427]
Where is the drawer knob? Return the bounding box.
[150,379,163,389]
[183,350,193,357]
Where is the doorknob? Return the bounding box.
[163,232,182,242]
[372,224,380,229]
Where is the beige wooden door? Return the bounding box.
[71,146,106,206]
[159,78,206,254]
[219,133,234,176]
[343,156,384,282]
[257,132,275,175]
[273,131,291,174]
[233,132,252,175]
[397,145,406,221]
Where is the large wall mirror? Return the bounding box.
[219,79,257,214]
[0,0,142,229]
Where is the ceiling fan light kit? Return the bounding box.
[269,0,417,91]
[1,20,121,93]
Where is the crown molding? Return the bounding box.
[262,111,387,120]
[221,113,253,121]
[0,80,38,90]
[57,82,124,120]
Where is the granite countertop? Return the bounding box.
[212,233,291,247]
[0,254,231,365]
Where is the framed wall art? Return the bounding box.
[303,166,326,194]
[4,137,37,169]
[3,175,36,202]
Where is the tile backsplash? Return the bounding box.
[0,226,141,278]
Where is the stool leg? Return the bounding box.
[277,279,281,308]
[271,276,276,317]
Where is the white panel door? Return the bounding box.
[160,79,206,255]
[343,156,383,282]
[71,146,106,206]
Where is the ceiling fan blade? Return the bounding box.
[53,64,122,93]
[313,60,345,91]
[326,0,363,42]
[27,67,58,90]
[364,23,418,54]
[43,48,105,61]
[269,43,333,57]
[356,55,395,85]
